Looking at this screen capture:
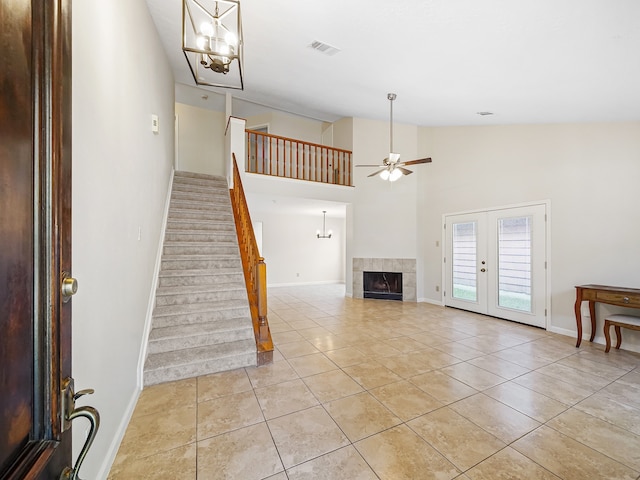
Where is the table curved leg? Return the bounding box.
[604,321,612,352]
[574,298,582,347]
[615,325,622,349]
[588,301,596,342]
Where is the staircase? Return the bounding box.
[143,171,256,386]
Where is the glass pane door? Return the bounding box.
[452,222,478,302]
[497,216,532,312]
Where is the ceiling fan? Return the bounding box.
[356,93,432,181]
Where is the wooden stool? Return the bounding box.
[604,314,640,352]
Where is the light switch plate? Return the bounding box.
[151,114,159,133]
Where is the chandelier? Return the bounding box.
[182,0,244,90]
[316,211,332,239]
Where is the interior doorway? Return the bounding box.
[443,203,549,328]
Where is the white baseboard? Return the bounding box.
[267,281,345,287]
[138,168,174,386]
[547,324,640,354]
[95,387,142,479]
[419,297,444,306]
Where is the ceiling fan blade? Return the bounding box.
[367,168,388,177]
[398,167,413,176]
[356,164,385,168]
[400,157,432,166]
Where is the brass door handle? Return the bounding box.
[61,273,78,302]
[60,379,100,480]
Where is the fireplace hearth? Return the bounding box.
[363,271,403,301]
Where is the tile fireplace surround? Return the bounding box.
[353,258,417,302]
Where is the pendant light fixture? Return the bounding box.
[182,0,244,90]
[316,211,332,239]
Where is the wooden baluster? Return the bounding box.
[256,258,268,341]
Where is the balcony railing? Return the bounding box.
[246,130,353,186]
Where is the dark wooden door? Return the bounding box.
[1,0,73,478]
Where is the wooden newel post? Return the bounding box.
[256,257,268,340]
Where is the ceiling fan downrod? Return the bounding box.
[388,93,396,155]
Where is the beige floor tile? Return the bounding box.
[324,346,369,368]
[302,369,364,403]
[108,443,196,480]
[324,391,402,442]
[450,393,540,443]
[385,336,430,353]
[196,369,252,403]
[288,352,338,377]
[355,340,403,357]
[440,363,506,391]
[272,330,304,344]
[575,392,640,435]
[277,339,321,359]
[484,382,568,422]
[297,326,333,339]
[512,425,639,480]
[535,362,612,390]
[254,378,319,419]
[456,336,505,354]
[421,347,462,369]
[599,373,640,409]
[197,422,284,480]
[557,353,630,379]
[467,354,531,379]
[343,361,402,389]
[286,445,378,480]
[410,370,478,404]
[114,404,196,465]
[355,424,460,480]
[546,408,640,471]
[263,473,288,480]
[308,334,353,351]
[246,360,299,388]
[465,446,561,480]
[513,371,594,405]
[492,347,552,370]
[408,407,505,471]
[369,380,443,421]
[432,342,485,361]
[376,352,432,378]
[576,348,640,371]
[197,390,263,440]
[267,405,350,469]
[134,378,197,417]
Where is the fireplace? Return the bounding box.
[363,271,403,301]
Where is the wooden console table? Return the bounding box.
[574,284,640,347]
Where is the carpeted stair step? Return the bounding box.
[160,254,242,271]
[163,243,239,256]
[164,231,237,243]
[152,300,251,329]
[170,199,231,212]
[143,339,256,386]
[158,269,244,287]
[147,319,254,355]
[155,285,248,307]
[166,218,235,229]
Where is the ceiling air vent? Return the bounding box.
[309,40,341,56]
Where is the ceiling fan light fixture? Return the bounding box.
[182,0,244,90]
[379,170,390,181]
[389,169,402,182]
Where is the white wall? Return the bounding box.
[175,102,225,175]
[417,122,640,349]
[72,0,175,477]
[246,110,324,144]
[249,210,345,286]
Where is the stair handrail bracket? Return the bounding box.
[229,154,274,365]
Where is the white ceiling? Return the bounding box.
[147,0,640,126]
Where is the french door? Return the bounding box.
[444,204,548,328]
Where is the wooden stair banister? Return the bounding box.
[229,154,274,365]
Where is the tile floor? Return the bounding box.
[109,284,640,480]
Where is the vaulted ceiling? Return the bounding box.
[146,0,640,126]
